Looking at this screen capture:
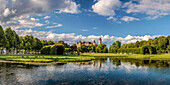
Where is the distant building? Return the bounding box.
[99,38,102,45]
[77,38,102,48]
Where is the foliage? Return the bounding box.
[41,45,51,54]
[70,44,77,52]
[65,48,71,53]
[113,36,170,54]
[0,25,6,47]
[96,44,108,53]
[41,44,65,55]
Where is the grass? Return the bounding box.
[82,53,170,61]
[0,54,95,63]
[1,53,170,63]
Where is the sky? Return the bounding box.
[0,0,170,46]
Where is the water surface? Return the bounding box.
[0,58,170,85]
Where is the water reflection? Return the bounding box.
[0,58,170,85]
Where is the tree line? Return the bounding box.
[109,36,170,54]
[77,44,108,53]
[0,25,78,54]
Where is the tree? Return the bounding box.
[47,40,55,45]
[135,41,140,48]
[57,41,69,48]
[25,42,31,54]
[13,30,20,54]
[0,25,6,54]
[158,36,168,53]
[0,25,6,47]
[96,44,108,53]
[41,40,48,46]
[23,35,34,53]
[103,47,108,53]
[116,41,121,48]
[32,38,42,54]
[70,44,77,52]
[80,45,88,53]
[4,27,15,53]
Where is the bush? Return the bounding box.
[41,44,65,55]
[110,48,143,54]
[50,45,58,55]
[41,45,51,54]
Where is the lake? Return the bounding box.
[0,58,170,85]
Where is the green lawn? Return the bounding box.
[1,53,170,63]
[81,53,170,61]
[0,54,95,63]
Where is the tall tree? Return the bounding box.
[0,25,6,54]
[4,27,15,53]
[116,41,121,48]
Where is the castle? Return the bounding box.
[77,38,102,48]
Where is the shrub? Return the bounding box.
[41,44,65,55]
[41,45,51,54]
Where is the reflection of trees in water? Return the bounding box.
[0,63,39,69]
[111,58,170,68]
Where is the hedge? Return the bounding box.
[41,44,65,55]
[109,45,157,54]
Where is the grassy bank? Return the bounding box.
[81,53,170,61]
[0,54,95,63]
[1,53,170,64]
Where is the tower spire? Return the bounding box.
[99,37,102,44]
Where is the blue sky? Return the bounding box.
[0,0,170,45]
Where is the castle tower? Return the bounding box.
[99,38,102,44]
[93,40,96,46]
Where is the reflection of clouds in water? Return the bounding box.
[0,61,149,84]
[117,63,148,73]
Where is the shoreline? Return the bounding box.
[0,60,66,65]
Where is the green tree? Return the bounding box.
[80,45,88,53]
[116,41,121,48]
[103,47,108,53]
[70,44,77,52]
[32,38,42,54]
[4,27,15,53]
[96,44,107,53]
[13,30,20,54]
[0,25,6,54]
[47,40,55,45]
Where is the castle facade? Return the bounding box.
[77,38,102,48]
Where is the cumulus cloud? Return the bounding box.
[1,16,44,29]
[92,0,170,21]
[82,29,88,31]
[121,16,140,22]
[92,0,121,16]
[16,29,162,46]
[124,0,170,19]
[44,16,50,19]
[0,0,80,29]
[46,24,63,28]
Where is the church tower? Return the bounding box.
[99,38,102,44]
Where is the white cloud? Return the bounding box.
[44,16,50,19]
[16,29,163,46]
[121,16,140,22]
[0,0,80,29]
[93,27,98,29]
[0,16,44,30]
[30,18,39,21]
[46,24,63,28]
[82,29,88,31]
[92,0,121,16]
[124,0,170,19]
